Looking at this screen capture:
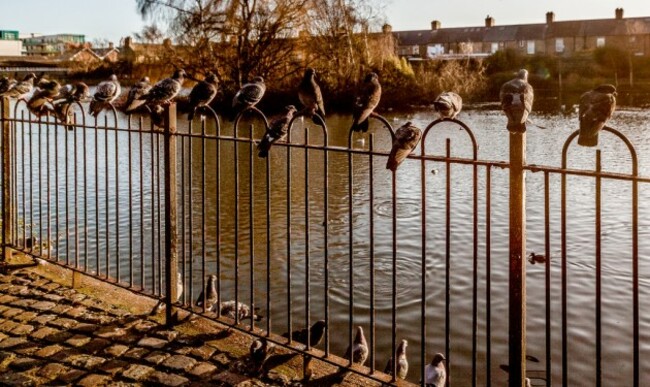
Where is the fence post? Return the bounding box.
[1,97,14,262]
[163,103,178,325]
[509,129,526,387]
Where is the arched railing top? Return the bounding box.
[233,106,270,140]
[561,126,638,176]
[421,117,478,160]
[346,112,394,150]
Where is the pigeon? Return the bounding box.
[298,68,326,125]
[500,69,534,132]
[433,91,463,119]
[0,76,17,95]
[138,69,185,106]
[257,105,297,158]
[343,326,369,366]
[150,104,165,128]
[212,300,263,321]
[386,122,422,172]
[196,274,218,308]
[89,74,121,117]
[424,353,446,387]
[250,337,275,373]
[27,79,60,117]
[282,320,326,347]
[187,72,218,120]
[384,339,408,380]
[1,73,36,99]
[528,252,547,265]
[124,76,152,113]
[231,76,266,120]
[578,84,616,147]
[350,72,381,132]
[53,82,90,129]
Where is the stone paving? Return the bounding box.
[0,267,390,386]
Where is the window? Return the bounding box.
[427,44,445,57]
[527,41,535,54]
[491,42,498,53]
[597,37,605,47]
[555,38,564,52]
[519,40,525,48]
[412,45,419,55]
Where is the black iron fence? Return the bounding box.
[0,96,647,386]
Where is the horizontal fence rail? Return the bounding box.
[0,96,647,386]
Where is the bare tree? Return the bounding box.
[134,24,165,44]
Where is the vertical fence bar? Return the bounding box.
[595,151,602,387]
[486,166,492,387]
[1,97,14,259]
[368,134,375,372]
[249,124,255,331]
[164,103,178,325]
[445,139,451,373]
[508,130,526,387]
[544,171,551,387]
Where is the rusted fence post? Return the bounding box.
[509,129,526,387]
[1,97,14,261]
[164,103,178,325]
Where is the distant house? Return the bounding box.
[394,8,650,60]
[22,33,85,56]
[94,42,119,63]
[0,30,22,57]
[119,36,174,64]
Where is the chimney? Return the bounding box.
[163,38,172,48]
[124,36,132,48]
[431,20,441,30]
[108,42,114,49]
[546,12,555,24]
[485,15,495,27]
[615,8,624,20]
[382,24,393,34]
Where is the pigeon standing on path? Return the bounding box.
[282,320,327,347]
[433,91,463,119]
[231,76,266,121]
[27,79,60,117]
[1,73,36,99]
[187,72,219,121]
[298,68,326,126]
[500,69,534,132]
[124,76,152,113]
[89,74,121,117]
[578,84,616,147]
[384,339,409,380]
[424,353,446,387]
[250,337,275,374]
[257,105,297,158]
[386,122,422,172]
[350,72,381,132]
[343,326,369,366]
[196,274,218,308]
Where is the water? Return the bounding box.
[10,102,650,385]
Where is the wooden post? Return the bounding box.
[164,103,178,325]
[509,130,526,387]
[1,97,14,261]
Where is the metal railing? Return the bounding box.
[0,96,647,386]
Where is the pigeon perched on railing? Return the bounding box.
[53,82,90,128]
[500,69,534,132]
[298,68,325,126]
[282,320,326,347]
[187,72,218,121]
[433,91,463,119]
[424,353,446,387]
[578,84,616,147]
[0,76,17,95]
[384,339,409,380]
[89,74,121,117]
[27,79,60,117]
[386,122,422,172]
[138,69,185,106]
[1,73,36,99]
[351,72,381,132]
[195,274,218,308]
[231,76,266,121]
[257,105,297,158]
[343,326,369,366]
[124,76,152,114]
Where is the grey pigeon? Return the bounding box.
[187,72,218,120]
[386,122,422,172]
[212,300,263,321]
[231,76,265,120]
[138,69,185,105]
[1,73,36,99]
[500,69,534,132]
[351,72,381,132]
[424,353,446,387]
[27,79,60,117]
[124,76,152,113]
[196,274,218,308]
[298,68,325,125]
[250,337,275,374]
[89,74,121,117]
[150,104,165,128]
[578,84,616,147]
[53,82,90,129]
[0,76,17,95]
[282,320,326,347]
[257,105,297,158]
[343,326,369,366]
[433,91,463,119]
[384,339,408,380]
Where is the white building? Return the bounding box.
[0,30,22,56]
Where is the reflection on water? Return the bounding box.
[11,103,650,385]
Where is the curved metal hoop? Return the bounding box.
[62,100,87,130]
[286,110,328,146]
[346,112,394,150]
[91,103,119,128]
[420,117,479,160]
[561,126,638,175]
[233,106,269,139]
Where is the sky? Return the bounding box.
[0,0,648,45]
